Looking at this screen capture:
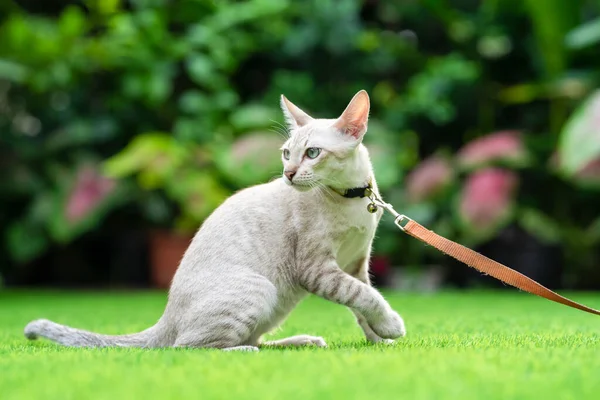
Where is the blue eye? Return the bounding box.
[306,148,321,159]
[283,149,290,160]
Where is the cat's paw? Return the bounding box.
[368,309,406,339]
[292,335,327,347]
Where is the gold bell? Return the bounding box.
[367,203,378,213]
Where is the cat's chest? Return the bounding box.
[328,200,381,269]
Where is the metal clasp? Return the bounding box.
[366,190,412,231]
[394,214,412,231]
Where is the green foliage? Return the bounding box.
[1,0,600,285]
[557,90,600,180]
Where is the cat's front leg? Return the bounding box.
[299,260,405,339]
[349,258,399,344]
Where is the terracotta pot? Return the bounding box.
[148,230,193,289]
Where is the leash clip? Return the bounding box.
[394,215,412,231]
[366,191,412,231]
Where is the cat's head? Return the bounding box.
[279,90,371,192]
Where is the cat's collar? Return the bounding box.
[331,180,373,199]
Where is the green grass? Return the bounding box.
[1,290,599,399]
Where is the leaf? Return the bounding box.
[587,216,600,244]
[368,144,400,191]
[0,59,28,82]
[179,90,213,114]
[46,166,132,243]
[565,17,600,50]
[185,53,215,86]
[524,0,580,78]
[164,170,230,225]
[557,90,600,175]
[212,132,282,188]
[5,221,48,263]
[58,6,87,38]
[229,104,279,132]
[103,132,188,189]
[46,118,118,151]
[518,208,561,244]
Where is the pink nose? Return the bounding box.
[284,170,297,181]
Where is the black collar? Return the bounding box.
[340,185,372,198]
[331,180,373,199]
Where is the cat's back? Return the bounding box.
[177,178,294,270]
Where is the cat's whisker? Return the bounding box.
[270,126,287,137]
[270,119,289,133]
[269,127,288,141]
[308,181,326,203]
[315,181,336,201]
[314,174,344,194]
[269,119,290,138]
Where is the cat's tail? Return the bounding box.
[24,318,168,348]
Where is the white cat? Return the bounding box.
[24,90,406,351]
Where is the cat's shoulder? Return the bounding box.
[221,179,288,207]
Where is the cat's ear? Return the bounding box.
[333,90,370,140]
[280,95,314,130]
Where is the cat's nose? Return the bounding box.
[284,169,297,181]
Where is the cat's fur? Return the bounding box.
[24,90,406,351]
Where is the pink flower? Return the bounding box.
[459,168,517,231]
[457,130,526,169]
[405,155,454,202]
[65,166,116,223]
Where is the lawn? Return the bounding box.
[0,290,599,400]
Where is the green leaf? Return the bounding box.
[557,90,600,175]
[0,59,28,82]
[164,170,230,226]
[185,53,215,86]
[58,6,87,38]
[5,221,48,263]
[179,90,213,114]
[213,132,282,188]
[103,132,188,189]
[565,17,600,50]
[518,208,561,244]
[587,216,600,244]
[524,0,580,78]
[229,104,279,132]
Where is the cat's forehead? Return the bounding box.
[287,119,336,148]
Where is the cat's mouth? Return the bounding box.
[284,177,313,192]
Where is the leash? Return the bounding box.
[362,188,600,317]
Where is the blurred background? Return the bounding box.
[1,0,600,291]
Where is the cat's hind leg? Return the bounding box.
[262,335,327,348]
[173,273,278,350]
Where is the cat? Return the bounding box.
[24,90,406,351]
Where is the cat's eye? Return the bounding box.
[283,149,290,160]
[306,147,321,159]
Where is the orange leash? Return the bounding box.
[402,218,600,316]
[367,193,600,316]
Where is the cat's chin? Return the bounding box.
[291,184,313,192]
[283,177,313,192]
